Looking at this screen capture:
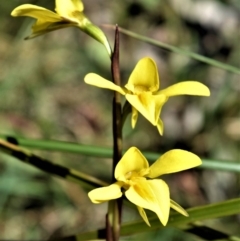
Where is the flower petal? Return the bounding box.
[126,93,155,125]
[125,179,170,226]
[88,182,122,204]
[11,4,78,39]
[84,73,126,95]
[131,107,138,128]
[126,93,167,126]
[156,118,164,136]
[24,22,76,39]
[153,94,168,125]
[148,149,202,178]
[158,81,210,97]
[11,4,62,21]
[170,199,188,217]
[126,58,159,93]
[115,147,149,181]
[11,4,66,37]
[137,206,150,226]
[55,0,84,18]
[56,0,111,55]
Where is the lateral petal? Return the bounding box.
[158,81,210,97]
[125,179,170,226]
[148,149,202,178]
[11,4,62,22]
[126,58,159,93]
[153,94,168,124]
[137,206,150,226]
[25,22,76,39]
[115,147,149,181]
[32,22,54,34]
[131,107,138,128]
[55,0,84,17]
[156,118,164,136]
[11,4,78,38]
[170,199,188,217]
[88,182,122,204]
[84,73,126,95]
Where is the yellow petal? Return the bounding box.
[25,22,76,39]
[126,93,155,125]
[31,22,55,35]
[153,95,168,124]
[125,179,170,226]
[11,4,78,39]
[148,149,202,178]
[158,81,210,97]
[56,0,111,55]
[115,147,149,181]
[11,4,62,21]
[84,73,126,95]
[126,93,167,126]
[131,107,138,128]
[126,58,159,93]
[11,4,66,37]
[55,0,84,18]
[157,118,164,136]
[88,183,122,204]
[137,206,151,226]
[170,199,188,217]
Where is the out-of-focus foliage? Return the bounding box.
[0,0,239,240]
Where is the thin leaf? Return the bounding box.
[102,25,240,75]
[64,198,240,240]
[186,224,234,241]
[1,135,112,157]
[1,135,239,173]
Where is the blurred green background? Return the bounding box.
[0,0,239,240]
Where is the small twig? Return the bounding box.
[106,25,123,241]
[111,25,122,168]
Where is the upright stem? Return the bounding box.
[111,27,122,165]
[106,25,122,241]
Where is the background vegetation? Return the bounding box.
[0,0,239,240]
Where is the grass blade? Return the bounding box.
[65,198,240,240]
[1,135,239,173]
[102,25,240,75]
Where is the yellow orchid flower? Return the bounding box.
[84,57,210,135]
[88,147,202,226]
[11,0,111,55]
